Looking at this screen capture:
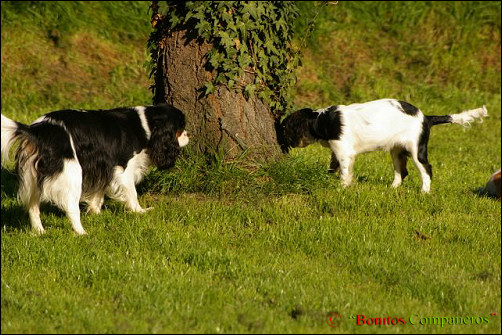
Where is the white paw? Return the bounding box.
[391,181,402,188]
[421,185,431,193]
[86,207,101,214]
[129,205,153,213]
[32,227,46,235]
[74,228,87,236]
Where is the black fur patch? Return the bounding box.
[33,104,186,193]
[418,118,433,178]
[398,150,410,179]
[397,100,420,116]
[426,115,452,126]
[311,106,343,140]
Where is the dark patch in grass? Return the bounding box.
[237,313,264,331]
[0,203,27,232]
[472,187,501,200]
[413,229,431,241]
[290,304,305,320]
[472,271,493,282]
[1,168,18,198]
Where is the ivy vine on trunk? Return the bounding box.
[147,1,301,161]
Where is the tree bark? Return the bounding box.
[152,29,282,162]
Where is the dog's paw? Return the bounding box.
[130,206,154,214]
[31,227,46,236]
[391,181,402,188]
[73,227,87,236]
[86,206,101,215]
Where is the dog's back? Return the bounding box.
[340,99,424,154]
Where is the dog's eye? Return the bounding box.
[176,131,183,138]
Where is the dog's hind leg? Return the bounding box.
[43,160,86,235]
[27,192,44,234]
[410,143,432,193]
[390,148,409,188]
[17,158,45,234]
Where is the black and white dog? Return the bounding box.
[279,98,487,192]
[1,104,189,235]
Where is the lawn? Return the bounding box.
[1,1,500,333]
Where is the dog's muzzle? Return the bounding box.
[177,130,189,148]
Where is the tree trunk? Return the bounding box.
[152,30,282,162]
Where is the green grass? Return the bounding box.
[1,1,501,334]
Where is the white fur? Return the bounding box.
[314,99,487,192]
[1,114,18,166]
[41,159,85,234]
[321,99,427,189]
[327,100,425,154]
[135,106,151,140]
[178,131,190,148]
[105,150,151,212]
[450,105,488,126]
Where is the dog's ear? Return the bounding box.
[146,105,186,170]
[275,119,289,153]
[148,121,181,170]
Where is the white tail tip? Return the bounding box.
[451,105,488,127]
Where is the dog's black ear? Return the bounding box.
[147,105,186,170]
[148,122,181,170]
[275,119,289,153]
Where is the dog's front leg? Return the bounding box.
[329,141,354,187]
[328,151,340,174]
[339,157,355,187]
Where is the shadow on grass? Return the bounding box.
[1,168,17,198]
[1,168,68,232]
[1,168,26,231]
[472,187,500,201]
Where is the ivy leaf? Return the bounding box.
[195,20,212,39]
[264,40,279,55]
[204,82,215,96]
[221,12,233,24]
[170,14,181,29]
[241,2,259,20]
[244,84,256,99]
[238,52,252,68]
[208,50,223,69]
[217,31,234,48]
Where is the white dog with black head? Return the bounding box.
[279,98,487,192]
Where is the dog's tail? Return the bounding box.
[1,114,32,168]
[427,105,488,127]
